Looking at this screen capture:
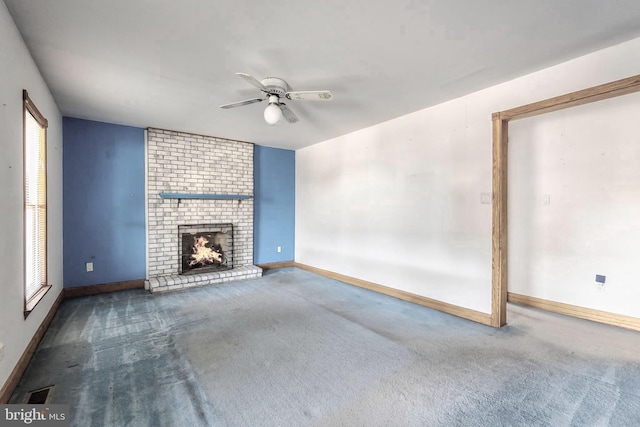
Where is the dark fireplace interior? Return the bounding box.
[179,223,233,274]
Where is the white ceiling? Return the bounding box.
[6,0,640,150]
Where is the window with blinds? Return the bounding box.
[23,90,50,315]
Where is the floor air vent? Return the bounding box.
[26,385,54,404]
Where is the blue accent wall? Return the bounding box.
[254,145,295,264]
[63,118,146,287]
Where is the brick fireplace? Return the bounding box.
[145,128,262,292]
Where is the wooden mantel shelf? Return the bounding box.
[159,193,252,200]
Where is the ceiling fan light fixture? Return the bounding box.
[221,73,332,125]
[264,95,282,125]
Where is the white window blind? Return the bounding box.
[24,93,48,308]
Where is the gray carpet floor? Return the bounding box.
[10,267,640,426]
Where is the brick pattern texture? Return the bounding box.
[147,128,256,284]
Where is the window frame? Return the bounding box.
[23,89,51,317]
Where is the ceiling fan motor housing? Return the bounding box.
[261,77,288,96]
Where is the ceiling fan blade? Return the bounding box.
[236,73,268,91]
[278,103,299,124]
[285,90,333,101]
[219,98,263,109]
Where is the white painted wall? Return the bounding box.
[509,92,640,317]
[0,1,63,391]
[296,36,640,316]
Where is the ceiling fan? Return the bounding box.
[220,73,333,125]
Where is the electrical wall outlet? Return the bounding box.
[480,193,491,204]
[542,195,551,205]
[86,262,93,272]
[277,246,282,253]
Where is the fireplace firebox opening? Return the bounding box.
[179,223,233,274]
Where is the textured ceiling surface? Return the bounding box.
[6,0,640,149]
